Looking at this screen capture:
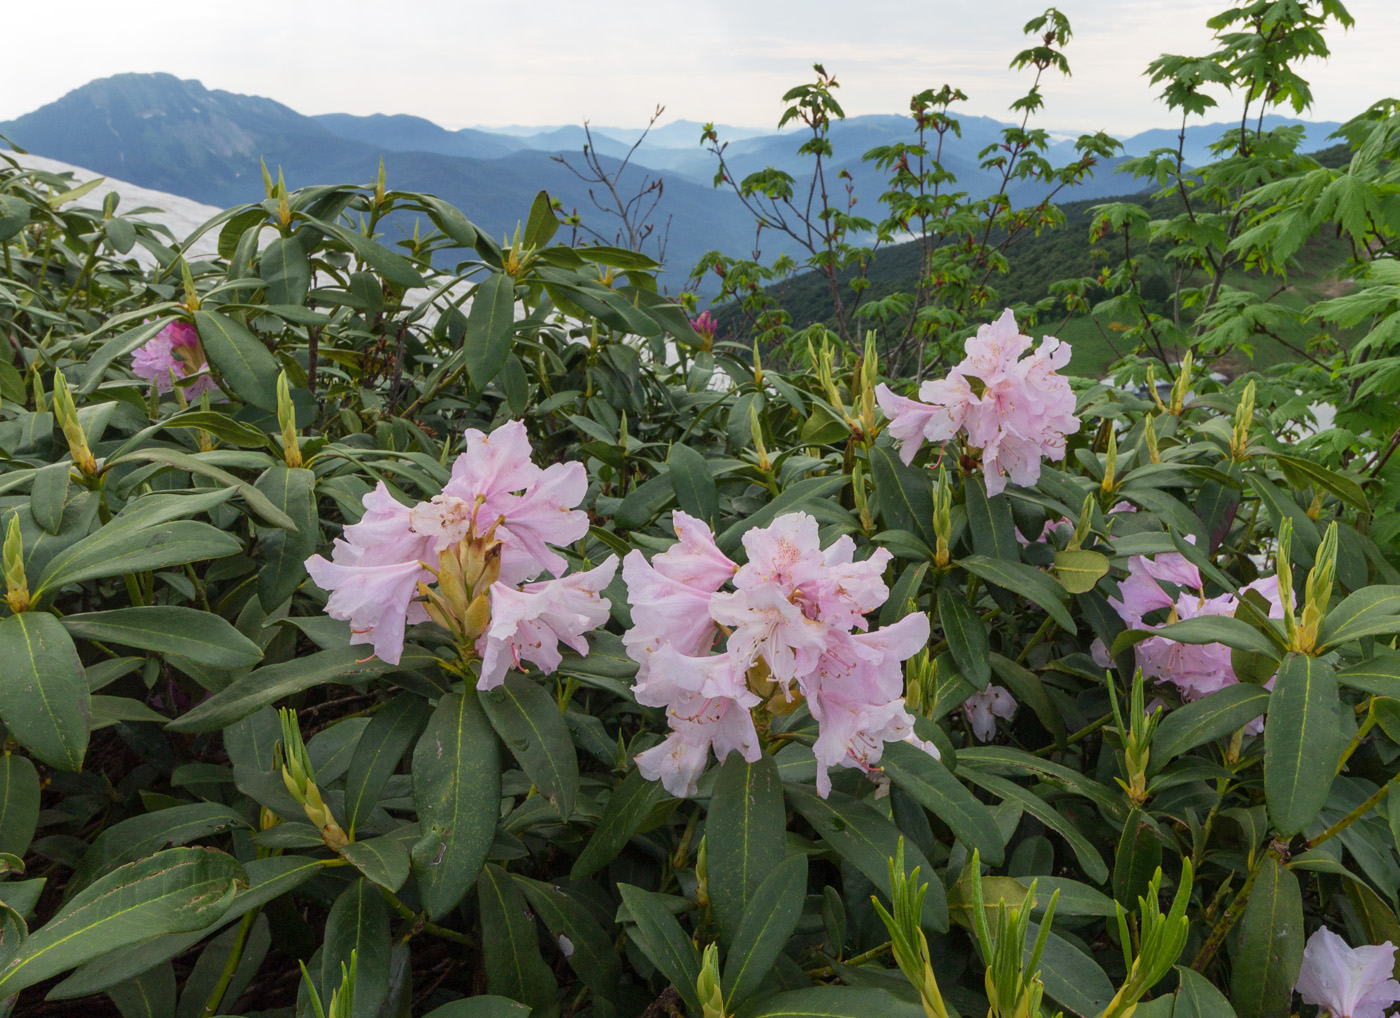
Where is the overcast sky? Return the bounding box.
[4,0,1395,135]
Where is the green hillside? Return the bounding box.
[712,144,1355,377]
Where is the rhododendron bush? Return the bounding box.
[3,4,1400,1018]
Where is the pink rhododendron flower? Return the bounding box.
[130,321,218,398]
[691,311,718,344]
[1295,928,1400,1018]
[623,510,930,798]
[876,309,1079,495]
[477,558,618,690]
[306,421,612,675]
[964,685,1018,742]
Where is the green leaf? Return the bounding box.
[515,875,621,999]
[193,310,281,412]
[303,215,427,289]
[1176,965,1240,1018]
[787,784,947,930]
[464,272,518,388]
[110,961,177,1018]
[870,445,937,551]
[412,691,501,919]
[735,987,921,1018]
[957,769,1109,883]
[1030,921,1117,1018]
[668,442,719,528]
[35,520,242,597]
[1265,654,1343,836]
[571,767,668,879]
[965,476,1018,561]
[0,612,89,771]
[1053,549,1110,594]
[104,449,297,531]
[420,997,532,1018]
[481,673,578,822]
[0,755,39,859]
[339,834,411,892]
[30,462,70,536]
[1149,615,1281,657]
[1112,808,1163,907]
[255,465,319,610]
[708,752,787,948]
[958,555,1076,633]
[259,235,311,306]
[66,803,250,897]
[617,882,701,1013]
[880,740,1004,865]
[989,654,1068,748]
[479,863,557,1012]
[938,587,991,690]
[318,878,391,1018]
[1152,685,1271,769]
[0,847,244,998]
[523,190,559,248]
[1320,586,1400,648]
[723,853,807,1009]
[344,693,431,838]
[717,475,850,555]
[166,645,414,733]
[1230,855,1303,1018]
[59,606,262,668]
[1337,651,1400,698]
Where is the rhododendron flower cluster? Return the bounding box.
[1099,544,1289,722]
[875,309,1079,495]
[130,321,218,398]
[1294,928,1400,1018]
[622,510,932,797]
[305,420,615,686]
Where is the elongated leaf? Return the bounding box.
[1337,652,1400,698]
[60,606,262,668]
[965,476,1018,561]
[412,692,501,918]
[479,863,557,1012]
[104,449,296,531]
[572,767,668,879]
[35,520,241,596]
[0,612,89,771]
[0,847,244,997]
[255,464,318,610]
[881,740,1004,865]
[302,215,426,288]
[1053,549,1110,594]
[481,673,578,821]
[193,310,280,411]
[1152,685,1271,769]
[107,961,176,1018]
[723,854,807,1009]
[957,768,1109,883]
[0,755,39,859]
[1321,586,1400,648]
[1112,808,1163,907]
[259,235,311,306]
[787,785,947,930]
[1030,921,1117,1018]
[959,555,1076,633]
[669,442,719,527]
[340,833,412,892]
[318,878,390,1018]
[938,587,991,690]
[717,475,850,554]
[1176,965,1240,1018]
[421,998,531,1018]
[516,875,621,998]
[708,752,787,948]
[618,882,701,1013]
[464,271,518,388]
[1265,654,1342,836]
[345,693,431,838]
[871,445,937,551]
[67,803,250,897]
[1147,615,1281,657]
[736,987,921,1018]
[30,462,70,535]
[1230,855,1303,1018]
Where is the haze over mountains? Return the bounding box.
[0,73,1342,293]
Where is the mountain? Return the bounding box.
[313,113,525,160]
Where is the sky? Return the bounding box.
[2,0,1395,136]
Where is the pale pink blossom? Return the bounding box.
[304,483,435,665]
[131,321,218,398]
[963,685,1018,742]
[1295,928,1400,1018]
[477,557,618,690]
[877,309,1078,493]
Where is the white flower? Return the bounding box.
[1295,927,1400,1018]
[963,685,1017,742]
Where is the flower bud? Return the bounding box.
[1297,521,1338,654]
[933,467,953,567]
[1168,351,1192,416]
[752,339,764,388]
[461,591,492,641]
[1144,414,1160,464]
[4,516,30,614]
[277,372,303,468]
[750,405,771,473]
[1276,519,1298,648]
[51,372,97,476]
[180,258,201,312]
[1230,380,1254,461]
[1101,427,1118,495]
[697,944,727,1018]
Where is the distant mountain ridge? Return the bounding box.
[0,73,1343,294]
